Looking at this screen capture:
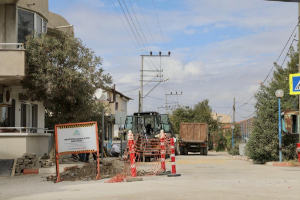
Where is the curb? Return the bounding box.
[227,155,252,162]
[265,162,300,167]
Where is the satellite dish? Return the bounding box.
[94,88,103,100]
[94,88,108,101]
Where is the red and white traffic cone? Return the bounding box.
[128,130,136,177]
[297,143,300,163]
[160,130,166,172]
[168,137,181,177]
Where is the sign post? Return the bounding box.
[54,121,100,182]
[289,74,300,163]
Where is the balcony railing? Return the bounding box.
[0,43,24,49]
[0,127,53,134]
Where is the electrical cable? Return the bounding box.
[236,111,256,119]
[151,0,168,50]
[237,23,299,109]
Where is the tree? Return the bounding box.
[246,47,299,163]
[22,29,113,128]
[170,99,219,134]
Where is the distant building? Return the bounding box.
[212,112,231,124]
[101,88,132,149]
[0,0,73,159]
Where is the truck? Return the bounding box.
[179,123,208,156]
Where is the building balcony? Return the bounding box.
[0,43,25,86]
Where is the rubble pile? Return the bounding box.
[47,159,124,182]
[15,153,54,176]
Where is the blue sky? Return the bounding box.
[49,0,298,121]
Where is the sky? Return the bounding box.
[49,0,298,122]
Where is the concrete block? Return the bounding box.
[23,168,39,175]
[15,167,21,173]
[14,172,21,176]
[27,164,34,168]
[22,153,29,157]
[17,159,24,164]
[28,154,37,159]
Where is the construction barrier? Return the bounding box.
[297,143,300,163]
[107,130,181,183]
[128,130,136,177]
[168,137,181,177]
[160,130,166,172]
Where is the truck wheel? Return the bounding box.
[200,147,204,155]
[180,146,183,155]
[203,147,208,156]
[183,147,188,155]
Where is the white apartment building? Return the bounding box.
[0,0,73,159]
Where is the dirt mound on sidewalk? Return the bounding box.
[47,160,124,182]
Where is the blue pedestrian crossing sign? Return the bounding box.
[289,73,300,95]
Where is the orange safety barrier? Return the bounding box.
[106,130,178,183]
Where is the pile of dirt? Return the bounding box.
[47,160,125,182]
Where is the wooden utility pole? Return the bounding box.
[165,92,183,114]
[138,91,141,112]
[139,52,170,112]
[233,97,235,123]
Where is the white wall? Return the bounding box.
[113,124,119,138]
[0,133,51,159]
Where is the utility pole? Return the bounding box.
[138,91,141,112]
[140,57,144,112]
[139,51,171,112]
[158,106,169,113]
[165,92,183,114]
[233,97,235,123]
[298,2,300,142]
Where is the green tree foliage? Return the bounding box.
[246,48,299,163]
[211,131,226,151]
[170,99,218,134]
[224,122,241,155]
[22,29,112,128]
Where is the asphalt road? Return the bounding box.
[1,151,300,200]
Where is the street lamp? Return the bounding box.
[231,125,235,148]
[275,89,284,162]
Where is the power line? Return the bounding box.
[151,0,168,50]
[222,109,233,122]
[236,111,256,119]
[237,23,299,109]
[121,76,158,93]
[116,0,158,71]
[136,0,159,51]
[235,102,256,106]
[238,108,255,112]
[127,0,161,69]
